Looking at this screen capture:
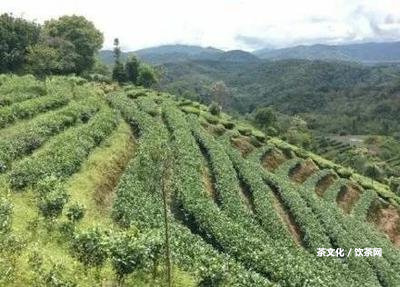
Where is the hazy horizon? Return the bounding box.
[2,0,400,52]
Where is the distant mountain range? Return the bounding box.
[254,42,400,63]
[99,44,260,65]
[99,41,400,65]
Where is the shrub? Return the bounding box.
[221,120,235,129]
[70,228,108,269]
[127,91,147,99]
[208,102,221,116]
[266,126,278,136]
[252,130,266,142]
[203,114,219,125]
[177,99,192,107]
[237,126,252,136]
[180,106,200,116]
[66,203,85,223]
[109,230,163,283]
[336,167,353,178]
[38,188,69,219]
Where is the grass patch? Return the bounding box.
[65,120,135,228]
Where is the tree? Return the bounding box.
[254,107,277,128]
[0,13,40,73]
[112,38,127,83]
[208,101,221,116]
[125,56,140,84]
[26,36,78,77]
[210,81,231,108]
[364,164,383,187]
[137,64,157,88]
[43,15,103,75]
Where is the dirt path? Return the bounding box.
[270,189,303,246]
[261,149,287,171]
[315,174,337,196]
[289,159,319,184]
[336,183,361,214]
[369,203,400,247]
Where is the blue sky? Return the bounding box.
[2,0,400,51]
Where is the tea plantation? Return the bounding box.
[0,75,400,286]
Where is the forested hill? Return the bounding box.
[99,41,400,65]
[99,45,259,65]
[254,41,400,63]
[160,59,400,134]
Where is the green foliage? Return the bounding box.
[10,108,118,189]
[254,107,276,128]
[27,37,78,77]
[65,203,86,223]
[0,199,12,234]
[112,61,127,83]
[38,188,69,219]
[41,263,77,287]
[109,229,163,282]
[70,227,108,269]
[161,59,400,135]
[36,176,69,219]
[351,189,377,220]
[364,163,383,183]
[208,101,221,116]
[125,56,140,84]
[180,106,200,116]
[0,13,40,73]
[220,120,235,129]
[389,177,400,196]
[237,126,252,136]
[0,92,70,128]
[137,64,157,88]
[43,15,103,75]
[252,130,266,141]
[0,96,99,172]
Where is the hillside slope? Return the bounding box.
[160,59,400,134]
[0,75,400,286]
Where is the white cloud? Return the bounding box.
[1,0,400,51]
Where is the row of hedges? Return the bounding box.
[108,92,272,286]
[298,165,400,286]
[163,103,354,286]
[0,97,100,172]
[9,106,118,189]
[0,93,70,128]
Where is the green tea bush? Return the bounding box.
[203,113,219,125]
[220,120,235,129]
[180,106,200,116]
[38,188,69,219]
[10,108,118,189]
[66,203,86,223]
[0,93,70,128]
[70,227,108,269]
[237,126,252,136]
[0,97,99,172]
